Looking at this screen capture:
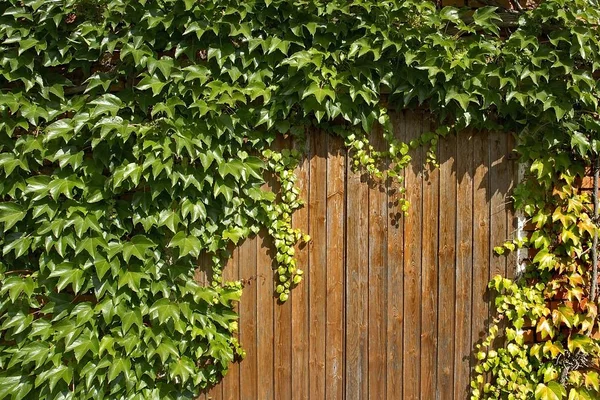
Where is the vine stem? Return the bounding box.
[591,155,599,302]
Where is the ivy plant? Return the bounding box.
[1,0,600,399]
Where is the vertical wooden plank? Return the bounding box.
[436,131,457,400]
[196,254,209,400]
[255,135,281,400]
[345,133,369,400]
[470,132,490,361]
[239,238,258,399]
[368,125,387,400]
[420,115,439,399]
[326,134,345,400]
[274,270,293,399]
[489,132,509,282]
[403,110,423,399]
[505,133,518,279]
[205,372,223,400]
[194,253,207,286]
[309,130,327,400]
[488,132,511,353]
[221,249,240,400]
[256,228,274,400]
[386,112,405,400]
[206,255,224,400]
[291,134,310,400]
[454,130,474,399]
[275,137,293,400]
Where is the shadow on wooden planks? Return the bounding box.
[196,109,518,400]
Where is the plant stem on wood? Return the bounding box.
[591,155,599,301]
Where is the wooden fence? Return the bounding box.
[196,110,518,400]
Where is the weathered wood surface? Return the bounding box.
[199,110,517,399]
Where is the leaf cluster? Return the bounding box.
[1,0,600,398]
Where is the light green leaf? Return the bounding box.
[89,94,123,118]
[214,181,234,202]
[168,232,202,258]
[0,202,26,231]
[570,131,590,156]
[302,81,335,104]
[45,119,73,142]
[222,226,246,245]
[0,376,33,400]
[535,382,566,400]
[49,264,85,293]
[158,210,180,233]
[445,88,477,111]
[181,199,206,223]
[108,357,131,383]
[155,340,179,363]
[169,356,195,384]
[183,65,209,83]
[122,235,156,262]
[218,160,244,180]
[440,6,460,23]
[149,298,180,324]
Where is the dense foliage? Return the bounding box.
[1,0,600,398]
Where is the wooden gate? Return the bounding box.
[197,110,518,400]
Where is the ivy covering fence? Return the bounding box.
[1,0,600,399]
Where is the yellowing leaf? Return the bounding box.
[535,382,566,400]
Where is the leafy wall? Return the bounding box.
[1,0,600,399]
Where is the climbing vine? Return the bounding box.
[1,0,600,398]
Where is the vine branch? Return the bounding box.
[591,155,599,302]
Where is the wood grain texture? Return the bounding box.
[489,132,509,282]
[308,130,327,400]
[471,132,491,356]
[326,134,345,400]
[488,132,511,352]
[386,111,406,400]
[420,115,439,400]
[368,124,388,400]
[345,134,369,400]
[239,238,258,399]
[455,130,474,399]
[255,135,278,400]
[403,111,423,400]
[275,137,293,400]
[505,133,518,280]
[291,135,310,400]
[436,132,457,400]
[204,117,518,400]
[196,253,214,400]
[274,285,292,400]
[221,248,240,400]
[256,229,275,400]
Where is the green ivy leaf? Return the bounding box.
[472,6,502,34]
[302,81,335,104]
[222,226,246,245]
[535,382,566,400]
[169,356,195,384]
[122,235,157,262]
[108,357,131,383]
[149,298,180,324]
[155,340,179,363]
[0,202,26,231]
[445,88,477,111]
[0,376,33,400]
[89,94,123,118]
[570,131,590,156]
[440,6,460,23]
[168,232,202,258]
